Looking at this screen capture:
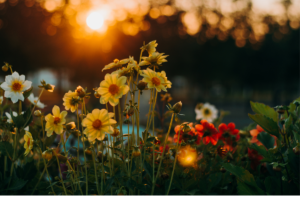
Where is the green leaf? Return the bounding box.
[146,137,156,142]
[222,163,265,195]
[257,132,275,149]
[264,176,280,195]
[250,101,278,122]
[11,110,25,129]
[250,143,273,163]
[248,114,281,139]
[0,141,14,158]
[23,87,33,99]
[6,179,28,191]
[285,115,293,134]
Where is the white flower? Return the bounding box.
[0,72,32,103]
[6,112,29,131]
[195,103,218,123]
[0,96,3,105]
[28,94,46,109]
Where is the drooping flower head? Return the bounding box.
[195,119,219,145]
[45,105,67,136]
[195,103,218,123]
[98,74,129,106]
[82,109,117,142]
[141,68,166,92]
[140,40,158,55]
[102,58,131,71]
[63,91,80,113]
[24,131,34,156]
[28,93,46,109]
[0,72,32,103]
[218,123,240,147]
[139,52,168,68]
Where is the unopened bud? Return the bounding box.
[2,65,8,72]
[66,122,76,130]
[137,80,147,90]
[111,128,120,137]
[172,101,182,114]
[94,91,101,98]
[76,86,86,98]
[42,151,53,161]
[45,84,55,92]
[34,110,42,117]
[132,148,141,157]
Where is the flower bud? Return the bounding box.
[132,148,141,157]
[45,84,55,92]
[56,154,67,163]
[2,65,8,72]
[94,91,101,98]
[42,151,53,161]
[76,86,86,98]
[34,110,42,117]
[137,80,147,90]
[111,128,120,137]
[66,122,76,130]
[172,101,182,114]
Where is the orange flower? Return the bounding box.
[218,122,240,151]
[195,120,219,145]
[173,123,201,144]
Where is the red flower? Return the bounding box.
[174,123,200,144]
[195,120,219,145]
[248,148,263,170]
[159,145,170,153]
[218,123,240,149]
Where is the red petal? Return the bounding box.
[218,123,227,133]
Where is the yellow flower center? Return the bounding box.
[151,77,161,86]
[54,117,61,124]
[108,84,119,95]
[12,82,22,92]
[203,108,211,116]
[92,119,102,130]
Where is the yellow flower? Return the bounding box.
[82,109,117,142]
[112,66,132,78]
[140,40,158,55]
[24,131,34,156]
[141,68,167,92]
[102,58,130,72]
[63,90,80,113]
[139,52,168,67]
[97,73,129,106]
[45,105,67,137]
[157,71,172,89]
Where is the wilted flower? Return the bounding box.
[160,93,172,103]
[28,93,46,109]
[137,80,147,91]
[82,109,116,142]
[45,105,67,137]
[63,91,80,113]
[195,119,219,145]
[24,131,33,156]
[141,68,166,92]
[0,72,32,103]
[139,52,168,67]
[98,74,129,106]
[34,110,42,117]
[195,103,218,123]
[141,40,158,55]
[102,58,131,71]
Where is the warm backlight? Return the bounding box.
[86,12,104,30]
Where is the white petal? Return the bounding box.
[19,75,25,82]
[11,72,20,80]
[1,82,10,91]
[5,75,13,85]
[22,80,32,91]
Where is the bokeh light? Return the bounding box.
[86,11,104,30]
[177,145,198,167]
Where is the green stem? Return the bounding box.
[101,141,104,195]
[54,152,67,195]
[31,163,47,195]
[91,145,101,195]
[39,147,56,195]
[4,156,7,179]
[79,106,88,195]
[41,116,45,150]
[118,102,126,174]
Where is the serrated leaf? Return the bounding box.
[250,101,278,122]
[248,114,281,139]
[257,132,275,149]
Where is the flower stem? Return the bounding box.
[101,141,104,195]
[118,102,126,174]
[152,113,174,193]
[41,116,45,150]
[166,127,182,195]
[31,161,47,195]
[91,144,101,195]
[54,152,67,195]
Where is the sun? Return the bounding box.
[86,11,104,30]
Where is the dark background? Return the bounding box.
[0,0,299,129]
